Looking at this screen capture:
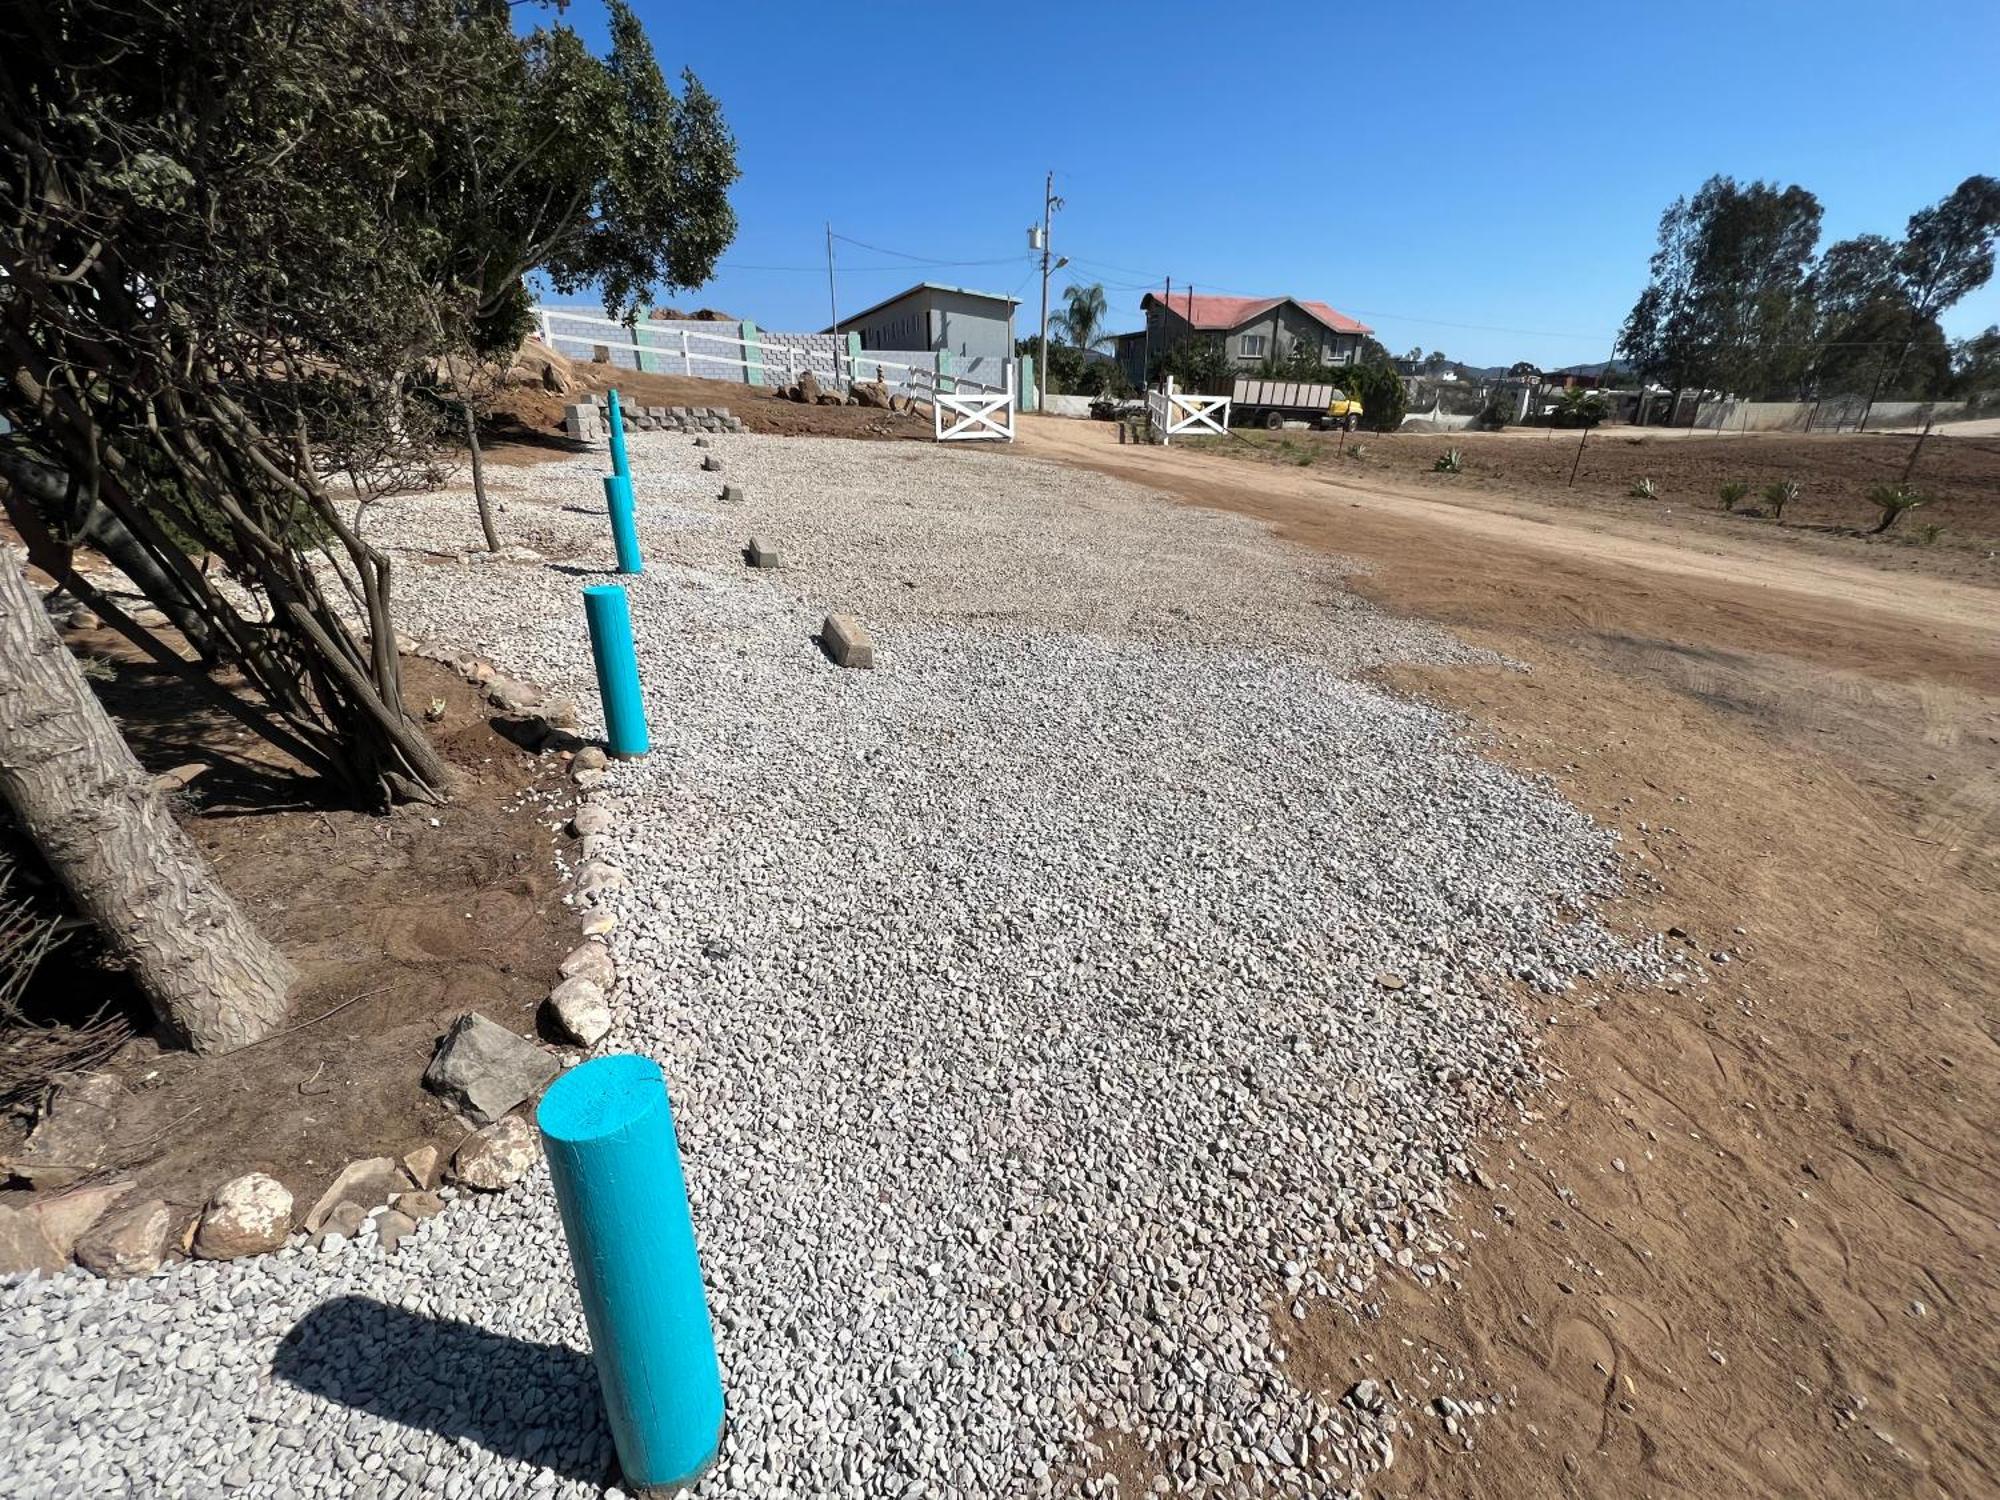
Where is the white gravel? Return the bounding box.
[1,428,1654,1498]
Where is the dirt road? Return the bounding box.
[1019,414,2000,1499]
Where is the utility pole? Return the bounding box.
[1036,171,1064,411]
[825,222,842,386]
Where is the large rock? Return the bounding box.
[543,976,611,1047]
[3,1071,126,1189]
[0,1206,64,1277]
[795,371,823,406]
[401,1146,440,1191]
[304,1157,405,1233]
[559,940,616,987]
[74,1198,173,1279]
[449,1116,539,1192]
[852,379,892,409]
[31,1180,134,1260]
[194,1173,294,1260]
[423,1013,559,1125]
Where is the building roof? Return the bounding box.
[1141,291,1373,337]
[822,281,1021,334]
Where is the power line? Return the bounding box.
[828,232,1029,269]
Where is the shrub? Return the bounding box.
[1761,479,1800,521]
[1348,443,1368,459]
[1866,483,1928,534]
[1433,448,1463,473]
[1918,522,1945,546]
[1479,397,1512,430]
[1718,481,1749,512]
[1552,387,1607,428]
[1629,477,1656,499]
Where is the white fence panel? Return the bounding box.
[915,363,1015,443]
[1148,377,1230,445]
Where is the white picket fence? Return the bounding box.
[534,307,1008,400]
[1146,377,1231,445]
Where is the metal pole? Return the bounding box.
[1037,170,1054,412]
[605,389,631,480]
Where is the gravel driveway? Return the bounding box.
[2,431,1653,1498]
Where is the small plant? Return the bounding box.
[1292,449,1315,467]
[1628,477,1656,499]
[1918,522,1945,546]
[1866,483,1929,534]
[1433,448,1463,473]
[1718,481,1748,512]
[1348,443,1368,459]
[1761,479,1800,521]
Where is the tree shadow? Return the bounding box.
[549,562,620,578]
[273,1295,614,1484]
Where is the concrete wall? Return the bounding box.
[1040,394,1098,418]
[1691,396,1973,432]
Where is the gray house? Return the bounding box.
[826,282,1019,362]
[1133,291,1374,384]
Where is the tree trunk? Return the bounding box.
[0,546,296,1053]
[466,403,500,552]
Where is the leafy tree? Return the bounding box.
[1949,325,2000,395]
[1017,334,1085,394]
[1553,388,1608,428]
[1507,360,1543,380]
[1152,336,1234,394]
[1897,176,2000,325]
[1617,175,1822,399]
[1054,283,1112,355]
[1422,350,1451,376]
[0,0,738,806]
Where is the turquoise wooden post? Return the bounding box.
[936,348,954,393]
[1018,354,1036,412]
[582,585,649,758]
[538,1055,722,1490]
[741,320,763,387]
[602,475,643,575]
[605,389,631,479]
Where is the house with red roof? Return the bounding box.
[1117,290,1375,387]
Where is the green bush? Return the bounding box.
[1552,387,1608,427]
[1629,477,1656,499]
[1718,480,1749,511]
[1434,448,1463,473]
[1866,483,1928,534]
[1761,479,1800,521]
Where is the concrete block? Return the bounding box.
[821,613,873,669]
[746,538,781,570]
[564,404,601,441]
[701,455,723,472]
[721,485,743,502]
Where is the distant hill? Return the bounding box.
[1549,359,1635,379]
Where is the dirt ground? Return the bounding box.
[1018,413,2000,1499]
[490,363,932,453]
[1,633,577,1232]
[1185,425,2000,585]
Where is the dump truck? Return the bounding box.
[1229,378,1365,431]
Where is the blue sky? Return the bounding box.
[546,2,2000,369]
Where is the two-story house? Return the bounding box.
[1123,291,1373,387]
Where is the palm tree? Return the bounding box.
[1054,282,1111,353]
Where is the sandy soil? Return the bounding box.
[1017,414,2000,1500]
[1182,424,2000,586]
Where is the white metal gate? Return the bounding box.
[1146,377,1230,445]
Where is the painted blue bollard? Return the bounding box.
[602,474,643,575]
[582,584,650,758]
[538,1055,723,1491]
[606,388,631,479]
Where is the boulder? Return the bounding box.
[816,393,844,406]
[422,1013,559,1126]
[75,1198,173,1279]
[374,1208,420,1253]
[570,802,613,837]
[304,1157,406,1233]
[391,1190,445,1221]
[29,1179,134,1260]
[559,940,616,987]
[450,1116,539,1192]
[193,1173,294,1260]
[543,976,612,1048]
[795,371,823,406]
[313,1200,367,1249]
[0,1206,64,1278]
[3,1071,126,1190]
[572,745,609,773]
[401,1146,440,1191]
[484,675,545,713]
[852,380,892,409]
